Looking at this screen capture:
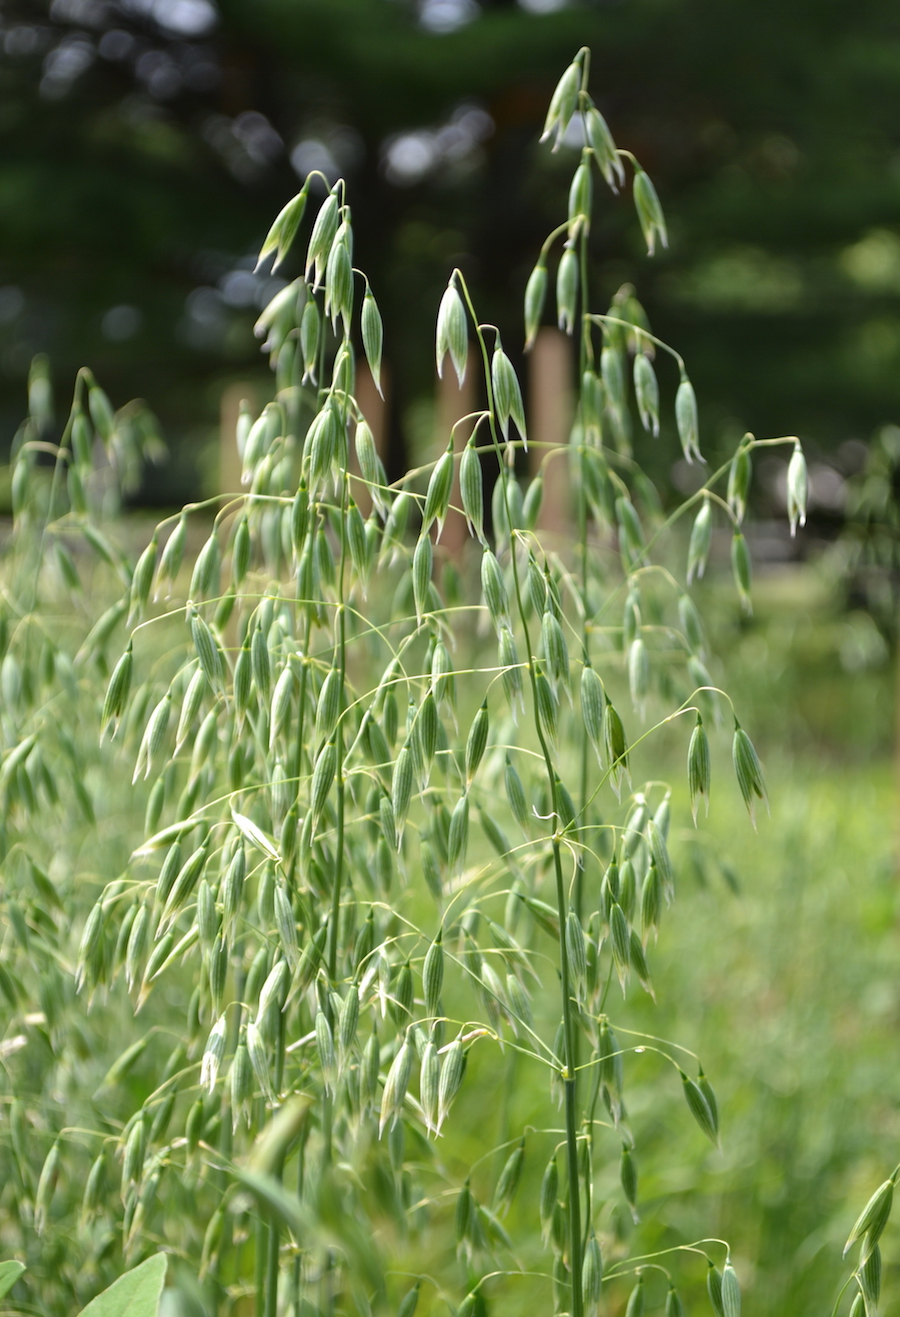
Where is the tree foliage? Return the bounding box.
[1,0,900,490]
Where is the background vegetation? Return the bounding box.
[3,0,900,489]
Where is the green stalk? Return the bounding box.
[575,217,592,924]
[255,1186,268,1317]
[570,171,594,1241]
[327,473,349,983]
[458,273,584,1317]
[323,422,351,1177]
[289,604,314,899]
[29,368,85,614]
[263,1216,280,1317]
[583,1019,605,1254]
[290,361,318,814]
[325,294,352,987]
[262,1129,292,1317]
[291,609,313,787]
[291,1128,309,1314]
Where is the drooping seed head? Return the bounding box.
[124,902,151,992]
[101,640,133,740]
[436,280,468,385]
[87,379,115,441]
[647,817,673,899]
[568,155,593,239]
[628,636,650,711]
[707,1263,725,1317]
[722,1259,741,1317]
[190,612,223,692]
[423,930,444,1022]
[422,443,454,541]
[413,533,433,625]
[698,1067,719,1135]
[681,1070,719,1144]
[610,901,631,990]
[305,189,340,285]
[491,342,527,448]
[587,105,624,189]
[678,591,706,657]
[732,722,767,827]
[465,700,489,783]
[247,1018,274,1100]
[310,739,337,826]
[731,530,753,614]
[190,528,221,602]
[129,535,158,622]
[480,548,509,633]
[493,1138,525,1217]
[396,1283,420,1317]
[687,498,712,585]
[639,861,661,946]
[688,716,711,824]
[498,625,522,711]
[556,247,578,333]
[391,744,414,838]
[504,754,529,832]
[633,165,668,256]
[727,439,753,525]
[665,1287,685,1317]
[620,1142,638,1214]
[603,698,630,798]
[565,909,587,998]
[447,792,470,873]
[35,1139,61,1234]
[625,1273,645,1317]
[629,929,654,998]
[675,372,701,463]
[539,1153,558,1237]
[201,1015,227,1095]
[437,1034,466,1132]
[524,258,548,350]
[361,285,384,396]
[616,495,645,569]
[581,661,605,762]
[257,184,308,270]
[844,1177,894,1257]
[633,352,660,437]
[540,59,581,149]
[459,441,485,544]
[860,1240,881,1305]
[380,1032,415,1135]
[315,666,343,747]
[787,440,808,537]
[535,664,558,744]
[299,300,320,382]
[542,610,569,691]
[274,884,298,967]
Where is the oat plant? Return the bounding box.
[0,48,810,1317]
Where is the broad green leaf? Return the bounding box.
[247,1096,312,1178]
[0,1261,25,1300]
[228,1165,309,1237]
[77,1254,167,1317]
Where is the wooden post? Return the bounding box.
[435,349,476,560]
[220,382,255,497]
[529,328,574,548]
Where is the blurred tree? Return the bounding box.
[1,0,900,502]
